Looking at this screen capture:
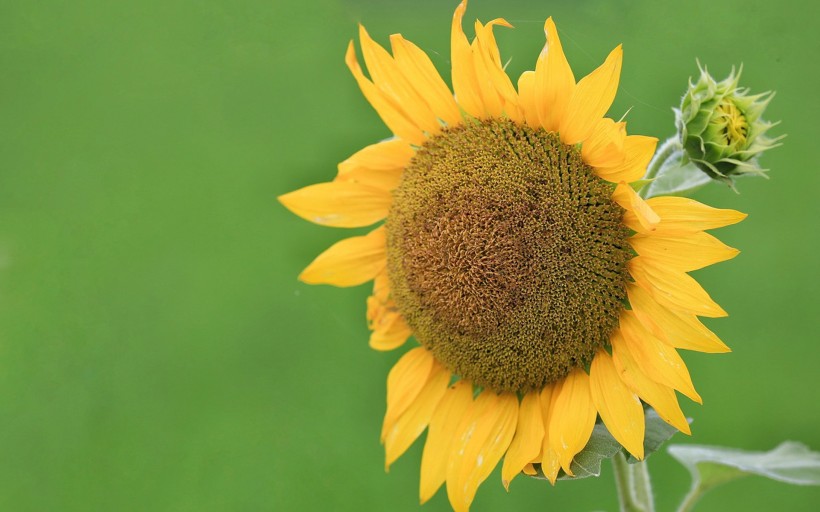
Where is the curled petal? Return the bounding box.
[472,18,523,123]
[581,117,626,168]
[369,310,412,351]
[451,0,484,118]
[613,182,660,232]
[595,135,657,184]
[370,270,390,302]
[627,196,747,235]
[367,271,411,351]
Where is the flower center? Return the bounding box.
[386,119,632,393]
[714,100,748,150]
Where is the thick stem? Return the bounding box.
[631,457,655,512]
[639,136,683,199]
[643,137,681,182]
[612,452,655,512]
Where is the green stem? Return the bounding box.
[675,484,704,512]
[612,452,655,512]
[643,137,681,181]
[632,457,654,511]
[639,136,682,199]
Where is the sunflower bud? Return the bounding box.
[676,65,781,186]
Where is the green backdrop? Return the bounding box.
[1,0,818,510]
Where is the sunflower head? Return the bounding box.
[279,2,748,511]
[677,64,781,185]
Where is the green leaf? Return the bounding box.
[642,151,712,198]
[529,409,684,481]
[627,409,682,464]
[557,422,623,480]
[630,178,654,193]
[669,442,820,490]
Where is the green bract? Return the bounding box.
[676,65,781,187]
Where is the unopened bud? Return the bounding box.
[676,64,781,187]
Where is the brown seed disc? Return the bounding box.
[386,119,632,393]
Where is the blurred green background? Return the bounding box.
[1,0,818,510]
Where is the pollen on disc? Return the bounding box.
[386,119,632,393]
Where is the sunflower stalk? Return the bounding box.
[612,452,655,512]
[641,137,679,185]
[638,136,710,199]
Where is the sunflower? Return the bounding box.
[279,1,746,510]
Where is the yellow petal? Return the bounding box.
[358,25,441,134]
[626,196,747,235]
[337,138,414,174]
[472,18,523,123]
[336,139,413,192]
[522,463,537,476]
[581,117,626,168]
[612,329,690,434]
[595,135,658,184]
[299,226,386,287]
[446,391,518,512]
[517,70,541,128]
[501,391,545,489]
[629,256,727,317]
[384,361,450,469]
[539,384,561,484]
[369,310,412,351]
[535,18,575,132]
[420,380,474,504]
[279,181,391,228]
[560,44,623,145]
[612,181,660,232]
[389,34,463,127]
[469,31,503,119]
[367,271,412,351]
[346,41,426,145]
[630,231,739,272]
[548,368,597,475]
[451,0,484,119]
[335,165,402,192]
[382,347,434,442]
[589,349,645,460]
[619,311,702,404]
[627,284,730,353]
[370,269,390,302]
